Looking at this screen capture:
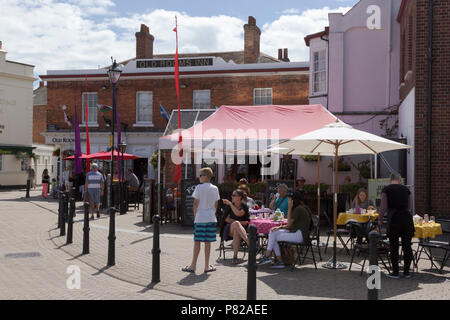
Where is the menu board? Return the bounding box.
[266,180,295,207]
[142,179,153,223]
[182,163,195,181]
[181,180,199,226]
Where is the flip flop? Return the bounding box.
[204,265,217,273]
[182,266,195,273]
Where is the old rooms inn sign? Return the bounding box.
[136,58,213,69]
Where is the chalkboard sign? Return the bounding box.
[142,179,153,223]
[182,163,195,181]
[181,180,199,226]
[266,180,295,207]
[280,158,298,180]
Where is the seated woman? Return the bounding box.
[238,184,255,209]
[352,188,375,211]
[269,183,289,217]
[221,189,250,265]
[258,191,312,269]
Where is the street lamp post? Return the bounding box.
[119,142,127,215]
[107,59,122,266]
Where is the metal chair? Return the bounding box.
[310,214,323,261]
[322,210,351,255]
[416,219,450,274]
[217,208,247,261]
[279,232,318,271]
[348,221,391,275]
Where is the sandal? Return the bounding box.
[182,266,195,273]
[204,265,217,273]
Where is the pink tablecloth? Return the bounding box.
[249,218,288,235]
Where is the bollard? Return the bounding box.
[26,179,30,199]
[66,197,75,244]
[82,202,90,254]
[60,193,67,237]
[58,191,63,229]
[152,215,161,283]
[107,207,116,266]
[368,230,380,300]
[247,225,257,300]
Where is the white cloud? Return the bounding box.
[0,1,352,85]
[281,8,301,15]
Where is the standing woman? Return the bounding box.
[42,169,50,199]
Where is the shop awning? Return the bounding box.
[0,145,35,155]
[158,105,338,152]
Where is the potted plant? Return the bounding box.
[150,151,165,172]
[352,160,372,180]
[301,155,319,162]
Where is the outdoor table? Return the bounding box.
[337,212,379,225]
[414,222,443,239]
[249,218,288,235]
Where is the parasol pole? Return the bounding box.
[317,153,321,217]
[333,146,338,268]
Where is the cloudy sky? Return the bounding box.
[0,0,357,84]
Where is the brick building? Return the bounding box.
[39,17,309,184]
[397,0,450,218]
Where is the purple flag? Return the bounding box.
[114,87,122,180]
[74,104,82,175]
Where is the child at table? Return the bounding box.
[182,168,220,274]
[258,191,312,269]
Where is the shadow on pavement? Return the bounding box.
[177,272,210,286]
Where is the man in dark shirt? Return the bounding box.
[379,173,414,279]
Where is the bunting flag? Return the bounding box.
[97,104,113,112]
[160,104,171,121]
[173,16,183,184]
[85,75,91,172]
[74,103,82,175]
[63,108,72,127]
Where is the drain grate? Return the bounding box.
[4,252,41,259]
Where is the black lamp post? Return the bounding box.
[107,59,122,266]
[119,142,127,215]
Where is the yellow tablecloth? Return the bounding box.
[414,222,443,239]
[337,212,379,225]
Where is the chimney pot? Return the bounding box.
[283,48,290,62]
[278,49,283,60]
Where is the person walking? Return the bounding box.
[182,168,220,274]
[41,169,50,199]
[84,163,105,220]
[27,166,36,190]
[379,172,414,279]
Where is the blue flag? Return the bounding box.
[160,104,171,121]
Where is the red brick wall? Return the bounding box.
[413,0,450,218]
[33,105,47,144]
[46,74,309,132]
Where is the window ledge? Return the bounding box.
[80,123,99,127]
[133,123,154,127]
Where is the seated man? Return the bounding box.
[126,169,140,191]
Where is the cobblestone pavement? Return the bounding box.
[1,188,449,300]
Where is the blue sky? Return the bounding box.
[0,0,358,84]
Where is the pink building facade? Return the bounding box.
[302,0,408,191]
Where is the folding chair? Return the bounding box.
[322,211,351,255]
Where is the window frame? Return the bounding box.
[81,92,98,125]
[253,88,273,106]
[0,154,2,171]
[135,91,154,125]
[193,90,211,110]
[312,50,327,95]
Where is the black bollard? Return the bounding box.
[82,202,90,254]
[58,191,63,229]
[26,179,30,199]
[247,225,257,300]
[368,230,380,300]
[66,197,75,244]
[107,207,116,266]
[60,193,67,237]
[152,215,161,284]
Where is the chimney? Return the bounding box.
[278,49,283,60]
[244,16,261,64]
[283,48,290,62]
[135,24,154,59]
